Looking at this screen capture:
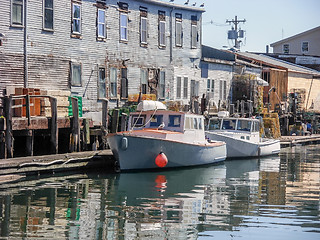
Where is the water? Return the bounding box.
[0,145,319,240]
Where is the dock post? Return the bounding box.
[4,96,13,158]
[102,99,109,149]
[111,109,119,133]
[49,97,58,154]
[26,129,34,156]
[0,118,6,159]
[70,97,80,152]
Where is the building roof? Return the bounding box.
[201,45,235,61]
[270,26,320,47]
[236,52,320,76]
[139,0,206,12]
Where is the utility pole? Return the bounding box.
[226,16,246,49]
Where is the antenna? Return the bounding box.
[226,16,246,50]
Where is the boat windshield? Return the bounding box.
[221,119,236,130]
[237,120,251,131]
[208,119,221,130]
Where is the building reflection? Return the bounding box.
[0,148,319,239]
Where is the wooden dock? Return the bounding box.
[280,134,320,147]
[0,150,115,177]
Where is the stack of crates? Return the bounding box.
[40,90,71,117]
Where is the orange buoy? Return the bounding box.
[155,152,168,168]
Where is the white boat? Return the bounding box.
[205,113,280,158]
[107,101,226,171]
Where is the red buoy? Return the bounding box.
[155,152,168,168]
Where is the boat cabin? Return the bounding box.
[207,117,260,133]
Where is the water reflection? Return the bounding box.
[0,146,319,239]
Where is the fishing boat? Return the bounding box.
[205,112,280,158]
[107,101,226,171]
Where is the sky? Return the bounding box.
[168,0,320,53]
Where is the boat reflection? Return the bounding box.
[0,151,318,239]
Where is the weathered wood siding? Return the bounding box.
[0,0,204,122]
[288,72,320,110]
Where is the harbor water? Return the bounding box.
[0,145,319,239]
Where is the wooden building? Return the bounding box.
[0,0,205,123]
[235,52,320,111]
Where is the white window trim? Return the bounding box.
[97,8,106,38]
[140,16,147,44]
[120,12,128,41]
[11,0,24,27]
[43,0,54,31]
[110,67,118,98]
[159,20,166,47]
[301,41,309,53]
[283,44,289,54]
[72,3,81,34]
[176,76,182,99]
[175,20,182,47]
[71,63,82,87]
[191,24,197,48]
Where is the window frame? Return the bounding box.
[11,0,24,27]
[191,24,197,48]
[175,14,182,47]
[43,0,54,31]
[120,68,128,99]
[159,20,166,47]
[98,67,106,99]
[70,63,82,87]
[97,8,106,38]
[72,2,81,35]
[301,41,309,53]
[120,12,128,41]
[176,76,181,99]
[183,77,188,99]
[140,69,148,94]
[109,67,117,98]
[283,44,289,54]
[140,16,147,44]
[159,71,165,99]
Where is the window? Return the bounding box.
[191,15,198,48]
[219,80,226,100]
[201,63,208,78]
[71,63,81,86]
[120,13,128,41]
[302,41,309,53]
[12,0,24,26]
[191,80,199,97]
[98,68,106,99]
[158,11,166,47]
[140,8,147,44]
[158,71,165,99]
[109,67,117,97]
[120,68,128,98]
[183,77,188,99]
[176,76,181,99]
[175,13,182,47]
[131,115,146,127]
[97,9,106,38]
[140,69,148,94]
[72,3,81,34]
[43,0,53,30]
[150,115,163,127]
[207,79,214,93]
[168,115,181,127]
[283,44,289,54]
[222,119,236,130]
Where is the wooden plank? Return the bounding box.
[49,97,58,154]
[4,97,13,158]
[26,130,34,156]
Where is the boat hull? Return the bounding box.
[108,134,226,171]
[205,132,280,158]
